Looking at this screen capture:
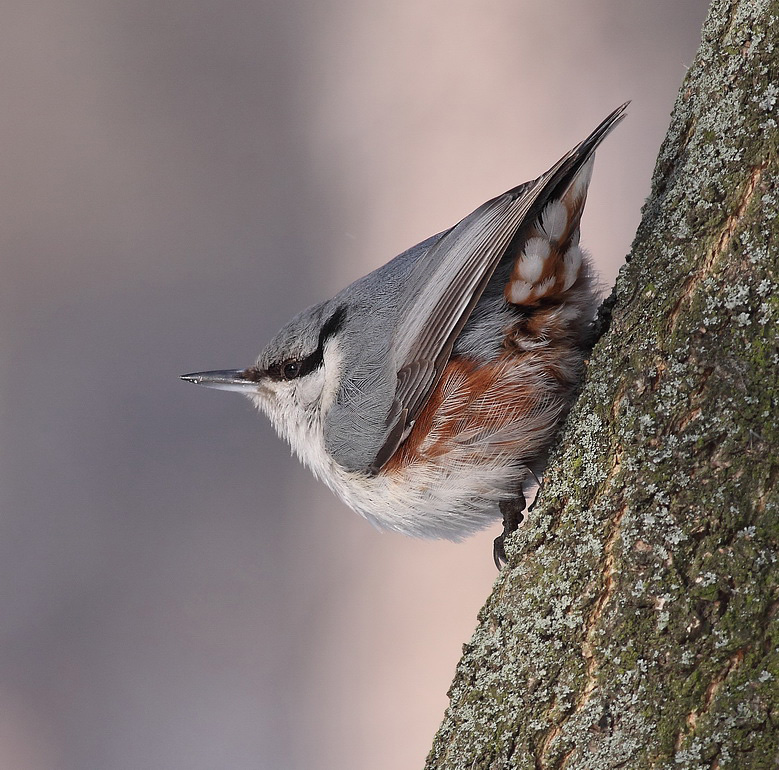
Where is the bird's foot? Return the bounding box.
[493,494,526,569]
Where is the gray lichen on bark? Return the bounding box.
[425,1,779,768]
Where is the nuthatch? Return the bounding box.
[182,104,627,566]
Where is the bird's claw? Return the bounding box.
[493,534,508,569]
[493,495,526,569]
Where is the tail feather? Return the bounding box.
[505,144,599,306]
[501,102,627,307]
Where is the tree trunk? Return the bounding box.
[425,1,779,768]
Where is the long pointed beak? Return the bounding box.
[179,368,259,393]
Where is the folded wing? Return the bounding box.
[370,103,628,472]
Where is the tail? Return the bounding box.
[503,103,627,306]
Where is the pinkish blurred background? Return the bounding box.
[1,1,709,768]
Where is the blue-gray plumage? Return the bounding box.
[182,104,627,559]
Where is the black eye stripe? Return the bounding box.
[267,305,347,381]
[320,305,347,344]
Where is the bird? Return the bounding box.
[182,104,627,566]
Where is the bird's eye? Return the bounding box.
[281,360,302,380]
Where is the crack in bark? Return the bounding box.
[577,502,627,698]
[755,462,779,515]
[673,648,745,752]
[535,489,627,770]
[666,162,767,332]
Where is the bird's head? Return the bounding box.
[181,303,348,461]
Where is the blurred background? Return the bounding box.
[1,1,710,768]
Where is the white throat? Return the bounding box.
[249,338,343,481]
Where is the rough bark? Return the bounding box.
[425,1,779,768]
